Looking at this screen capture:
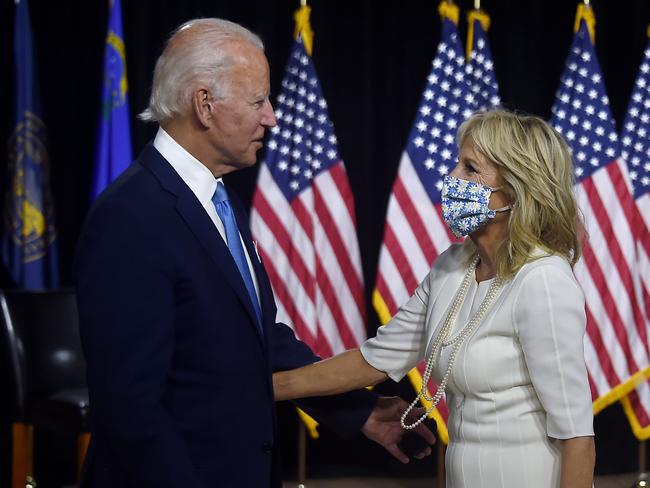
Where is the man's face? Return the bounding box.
[208,43,276,169]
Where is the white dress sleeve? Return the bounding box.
[360,273,431,382]
[513,260,594,439]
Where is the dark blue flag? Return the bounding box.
[2,0,59,289]
[91,0,132,200]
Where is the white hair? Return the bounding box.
[139,18,264,123]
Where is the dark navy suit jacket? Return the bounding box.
[75,144,376,487]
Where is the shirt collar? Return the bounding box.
[152,127,221,205]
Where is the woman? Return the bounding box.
[273,109,595,487]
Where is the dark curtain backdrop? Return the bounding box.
[1,0,649,484]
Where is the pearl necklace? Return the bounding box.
[400,257,503,430]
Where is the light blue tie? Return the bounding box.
[212,182,263,333]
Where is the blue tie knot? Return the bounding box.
[213,181,229,204]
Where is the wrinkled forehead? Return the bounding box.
[228,40,268,65]
[216,47,269,99]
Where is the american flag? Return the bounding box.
[549,10,650,434]
[250,29,366,363]
[466,9,501,111]
[373,3,499,443]
[618,35,650,440]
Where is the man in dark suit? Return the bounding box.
[75,18,434,487]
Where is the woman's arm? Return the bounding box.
[273,349,388,401]
[559,436,595,488]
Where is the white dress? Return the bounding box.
[361,244,594,487]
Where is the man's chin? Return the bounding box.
[237,157,258,169]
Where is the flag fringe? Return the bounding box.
[592,367,650,415]
[621,394,650,441]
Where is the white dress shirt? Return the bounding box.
[153,128,260,303]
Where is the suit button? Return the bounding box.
[262,442,273,453]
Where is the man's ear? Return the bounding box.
[192,88,213,128]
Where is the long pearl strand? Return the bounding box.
[400,257,503,430]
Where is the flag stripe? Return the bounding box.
[585,307,621,390]
[579,182,649,375]
[383,223,420,295]
[254,183,315,302]
[393,177,437,265]
[257,240,320,351]
[313,258,358,350]
[312,168,365,312]
[329,162,359,228]
[376,243,408,314]
[577,256,632,388]
[581,242,641,378]
[251,207,318,340]
[585,170,649,349]
[398,154,457,250]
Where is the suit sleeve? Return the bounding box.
[513,262,594,439]
[75,200,204,487]
[269,322,378,438]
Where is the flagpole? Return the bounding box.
[297,419,307,487]
[641,441,646,472]
[635,441,647,487]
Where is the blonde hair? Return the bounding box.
[457,109,582,279]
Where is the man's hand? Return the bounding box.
[361,396,436,464]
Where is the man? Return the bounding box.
[75,18,434,488]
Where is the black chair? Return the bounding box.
[0,289,90,488]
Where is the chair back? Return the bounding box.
[0,289,86,421]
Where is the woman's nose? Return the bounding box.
[449,163,462,178]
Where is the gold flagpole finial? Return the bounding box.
[574,2,596,44]
[300,0,306,7]
[466,7,491,60]
[439,0,460,25]
[474,0,480,10]
[294,3,314,56]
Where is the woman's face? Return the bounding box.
[450,140,511,213]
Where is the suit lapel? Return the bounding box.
[139,144,265,344]
[230,195,275,338]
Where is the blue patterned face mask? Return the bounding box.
[441,175,511,237]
